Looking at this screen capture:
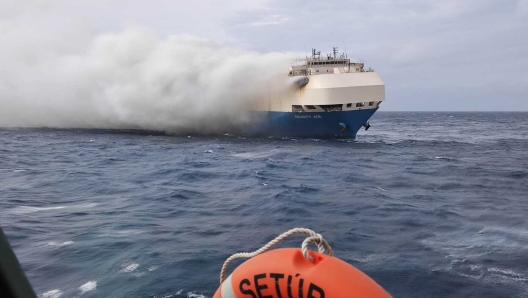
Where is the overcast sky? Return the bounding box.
[2,0,527,111]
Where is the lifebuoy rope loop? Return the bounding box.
[219,228,333,284]
[301,233,333,262]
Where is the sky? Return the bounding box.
[1,0,527,114]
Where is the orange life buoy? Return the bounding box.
[214,248,391,298]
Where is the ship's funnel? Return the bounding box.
[296,76,309,87]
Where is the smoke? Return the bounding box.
[0,23,295,133]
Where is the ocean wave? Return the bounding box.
[187,292,207,298]
[100,229,143,238]
[488,268,527,281]
[231,149,288,159]
[12,206,67,214]
[434,156,457,161]
[10,203,98,214]
[477,226,528,239]
[119,262,139,273]
[47,241,74,247]
[78,281,97,294]
[346,253,397,266]
[41,289,62,298]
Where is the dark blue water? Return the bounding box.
[1,112,527,298]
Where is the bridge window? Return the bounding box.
[356,102,365,107]
[306,105,316,110]
[346,103,352,108]
[369,102,375,106]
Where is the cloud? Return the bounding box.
[1,0,527,113]
[248,14,289,27]
[226,0,528,110]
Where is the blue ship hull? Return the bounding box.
[242,108,378,138]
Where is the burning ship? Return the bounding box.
[245,47,385,138]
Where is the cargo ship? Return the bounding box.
[244,47,385,139]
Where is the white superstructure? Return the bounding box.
[262,48,385,113]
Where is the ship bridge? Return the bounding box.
[289,48,367,77]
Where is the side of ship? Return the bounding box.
[245,48,385,139]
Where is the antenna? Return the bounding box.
[303,43,307,59]
[333,47,338,59]
[312,48,321,59]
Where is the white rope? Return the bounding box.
[219,228,333,284]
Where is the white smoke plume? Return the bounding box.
[0,23,295,133]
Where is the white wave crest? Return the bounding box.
[41,289,62,298]
[78,281,97,294]
[119,262,139,273]
[47,241,74,247]
[13,206,67,214]
[488,267,528,282]
[11,203,97,214]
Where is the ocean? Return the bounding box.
[1,112,527,298]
